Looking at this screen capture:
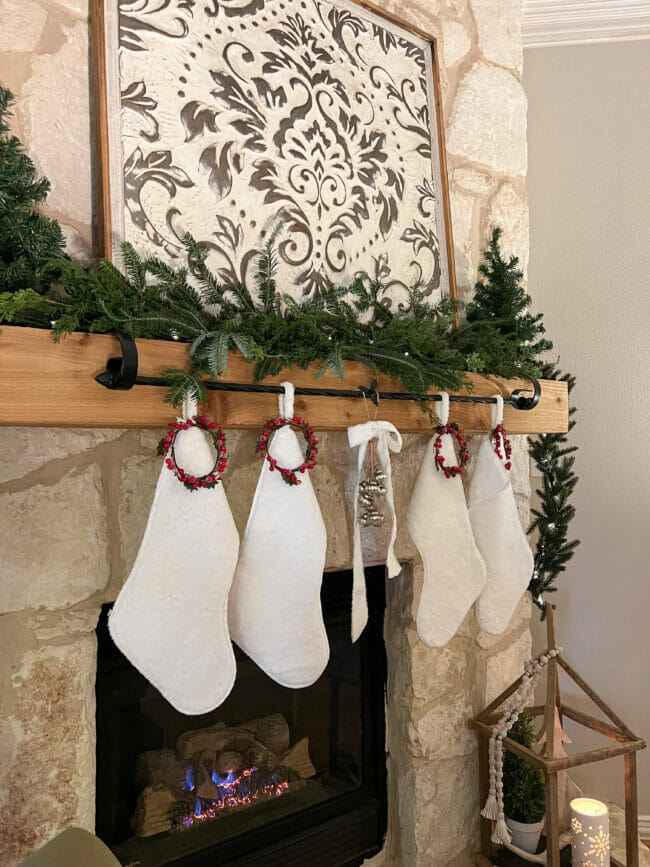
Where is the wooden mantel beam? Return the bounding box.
[0,326,568,433]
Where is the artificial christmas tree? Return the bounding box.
[0,87,64,299]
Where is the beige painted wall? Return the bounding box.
[524,40,650,814]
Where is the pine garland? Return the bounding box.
[528,367,580,613]
[0,229,553,403]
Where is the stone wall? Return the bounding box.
[0,428,533,866]
[0,0,532,864]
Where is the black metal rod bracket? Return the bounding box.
[510,375,542,410]
[94,335,541,411]
[95,334,139,390]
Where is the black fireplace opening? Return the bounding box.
[96,567,388,867]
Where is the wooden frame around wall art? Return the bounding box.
[90,0,457,301]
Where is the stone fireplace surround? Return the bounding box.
[0,427,533,866]
[0,0,533,863]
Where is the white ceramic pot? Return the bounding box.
[505,816,545,854]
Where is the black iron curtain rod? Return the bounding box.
[95,334,542,411]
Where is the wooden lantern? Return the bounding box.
[469,608,646,867]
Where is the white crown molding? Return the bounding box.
[639,814,650,840]
[523,0,650,47]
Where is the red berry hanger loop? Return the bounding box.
[490,422,512,470]
[157,415,228,491]
[255,416,318,486]
[433,421,470,478]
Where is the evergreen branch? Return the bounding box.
[527,369,580,612]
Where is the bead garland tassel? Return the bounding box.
[482,646,562,845]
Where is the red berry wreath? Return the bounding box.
[157,415,228,491]
[255,416,318,486]
[433,422,470,478]
[490,422,512,470]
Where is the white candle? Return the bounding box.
[570,798,610,866]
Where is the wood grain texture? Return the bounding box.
[0,327,568,432]
[469,720,548,770]
[557,655,638,740]
[626,753,639,867]
[560,706,629,743]
[545,772,561,867]
[548,740,645,771]
[478,732,494,858]
[90,0,112,258]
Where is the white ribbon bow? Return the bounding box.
[347,420,403,641]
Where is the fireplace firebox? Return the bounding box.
[96,567,387,867]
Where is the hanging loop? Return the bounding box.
[509,375,541,411]
[437,391,450,426]
[490,394,504,429]
[95,334,138,390]
[279,381,295,418]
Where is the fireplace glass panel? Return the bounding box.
[96,567,387,867]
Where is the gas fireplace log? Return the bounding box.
[136,748,186,791]
[134,784,178,837]
[176,722,228,759]
[193,751,221,800]
[215,750,243,775]
[281,737,316,780]
[246,763,289,795]
[238,713,291,757]
[224,734,278,769]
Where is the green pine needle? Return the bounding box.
[0,87,66,296]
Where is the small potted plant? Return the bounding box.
[502,713,546,853]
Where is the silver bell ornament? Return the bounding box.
[357,461,387,528]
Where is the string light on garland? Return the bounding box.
[255,417,318,486]
[157,415,227,491]
[433,421,470,478]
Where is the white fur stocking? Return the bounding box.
[109,398,240,714]
[228,383,328,688]
[406,392,487,647]
[469,395,534,635]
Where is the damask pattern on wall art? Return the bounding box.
[102,0,453,300]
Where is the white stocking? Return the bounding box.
[109,398,240,714]
[406,392,487,647]
[228,383,329,687]
[470,395,534,635]
[347,420,403,641]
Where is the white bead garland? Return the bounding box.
[481,646,562,846]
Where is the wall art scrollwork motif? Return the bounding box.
[101,0,454,300]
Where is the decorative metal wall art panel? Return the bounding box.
[102,0,453,299]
